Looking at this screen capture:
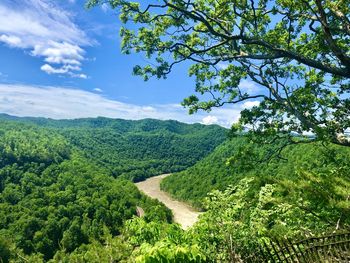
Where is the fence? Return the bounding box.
[244,230,350,262]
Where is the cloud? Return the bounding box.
[41,64,69,74]
[239,79,261,93]
[0,84,249,127]
[33,41,85,66]
[74,73,88,79]
[0,0,91,78]
[0,34,22,47]
[204,107,242,127]
[202,115,218,125]
[40,64,87,79]
[242,100,260,109]
[93,88,103,92]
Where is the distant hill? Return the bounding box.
[0,114,227,181]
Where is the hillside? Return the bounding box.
[0,116,226,261]
[156,136,350,260]
[1,117,349,262]
[0,115,227,181]
[162,136,350,227]
[161,137,245,207]
[0,120,173,261]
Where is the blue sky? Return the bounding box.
[0,0,259,127]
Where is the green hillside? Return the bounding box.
[0,116,226,261]
[1,116,349,262]
[0,120,173,261]
[162,136,350,226]
[161,137,245,207]
[0,115,227,181]
[157,136,350,260]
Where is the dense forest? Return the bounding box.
[0,119,175,262]
[0,114,227,181]
[0,116,225,262]
[162,136,350,223]
[162,137,350,211]
[161,136,350,244]
[0,116,350,262]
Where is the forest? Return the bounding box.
[1,115,349,262]
[0,114,226,181]
[162,136,350,248]
[162,136,350,212]
[0,116,225,262]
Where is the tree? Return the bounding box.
[87,0,350,146]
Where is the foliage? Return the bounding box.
[1,115,349,262]
[160,137,350,261]
[123,218,206,262]
[0,115,227,181]
[188,178,328,261]
[0,236,11,263]
[87,0,350,146]
[0,119,178,261]
[162,137,350,221]
[135,242,205,263]
[49,234,133,263]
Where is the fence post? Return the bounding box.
[286,238,300,263]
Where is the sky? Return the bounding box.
[0,0,260,127]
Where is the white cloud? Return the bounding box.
[93,88,103,92]
[0,84,248,127]
[0,34,22,47]
[207,107,241,127]
[40,64,87,79]
[0,0,91,78]
[239,79,261,93]
[41,64,68,74]
[75,73,88,79]
[202,115,218,125]
[242,100,260,109]
[33,41,84,65]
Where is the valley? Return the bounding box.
[0,115,349,262]
[0,115,224,262]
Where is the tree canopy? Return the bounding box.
[0,115,226,181]
[87,0,350,146]
[0,116,225,261]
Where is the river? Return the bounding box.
[135,174,201,229]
